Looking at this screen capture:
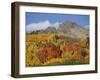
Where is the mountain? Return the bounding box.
[57,21,89,38]
[45,26,57,34]
[30,21,89,38]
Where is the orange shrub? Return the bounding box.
[62,44,84,62]
[36,43,62,63]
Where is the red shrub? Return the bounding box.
[36,43,62,63]
[62,44,84,62]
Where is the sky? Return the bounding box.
[26,12,89,33]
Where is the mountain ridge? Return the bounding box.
[28,21,89,38]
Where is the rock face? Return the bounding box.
[30,21,89,38]
[45,27,57,34]
[57,22,88,38]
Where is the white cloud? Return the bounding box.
[26,20,60,33]
[84,25,89,29]
[53,22,60,29]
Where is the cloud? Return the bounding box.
[53,22,60,29]
[26,20,60,33]
[84,25,89,29]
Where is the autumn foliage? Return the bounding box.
[36,43,62,63]
[26,34,89,67]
